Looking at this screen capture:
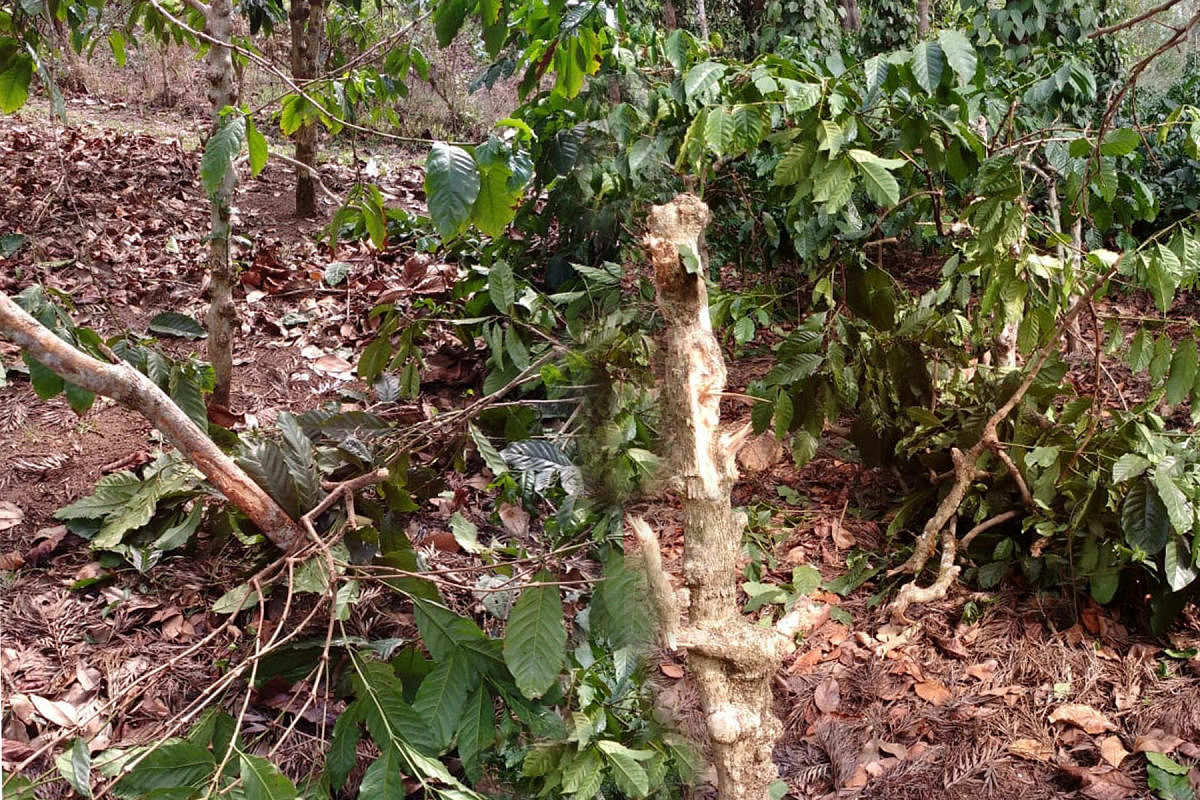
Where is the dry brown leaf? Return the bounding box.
[814,676,841,713]
[497,503,530,537]
[1098,736,1129,768]
[831,519,856,549]
[842,764,869,789]
[965,659,999,681]
[29,695,78,728]
[8,694,35,725]
[0,501,23,532]
[1,739,35,762]
[1008,738,1054,762]
[736,433,783,473]
[0,551,25,570]
[1059,763,1136,800]
[659,663,684,679]
[1049,703,1115,734]
[1133,729,1183,754]
[913,680,953,706]
[24,525,68,566]
[312,353,353,374]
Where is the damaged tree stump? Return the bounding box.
[628,194,824,799]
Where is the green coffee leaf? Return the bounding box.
[425,142,480,239]
[503,573,567,698]
[200,116,245,196]
[910,41,944,93]
[148,312,207,340]
[55,738,91,798]
[240,753,297,800]
[1122,479,1169,555]
[937,29,976,85]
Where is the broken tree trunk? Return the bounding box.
[202,0,239,408]
[630,194,823,800]
[0,293,306,553]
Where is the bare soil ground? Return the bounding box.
[3,105,1200,800]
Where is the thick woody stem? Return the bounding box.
[643,194,804,800]
[889,260,1122,621]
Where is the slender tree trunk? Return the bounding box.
[203,0,238,409]
[695,0,709,39]
[918,0,930,35]
[290,0,325,217]
[663,0,678,30]
[0,293,306,553]
[841,0,861,31]
[631,194,826,800]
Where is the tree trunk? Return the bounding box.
[695,0,709,39]
[917,0,930,36]
[663,0,678,30]
[0,293,306,553]
[841,0,861,31]
[290,0,325,218]
[631,194,826,800]
[203,0,238,409]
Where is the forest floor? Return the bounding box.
[3,104,1200,800]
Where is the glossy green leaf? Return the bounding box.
[0,49,33,113]
[683,61,726,100]
[111,741,214,797]
[503,573,567,698]
[1122,479,1170,555]
[245,116,268,176]
[1164,536,1198,592]
[489,260,516,312]
[1100,127,1139,157]
[412,650,474,751]
[456,687,496,783]
[240,754,296,800]
[910,41,944,94]
[937,30,976,85]
[849,149,902,207]
[358,747,406,799]
[1166,338,1198,406]
[597,741,653,798]
[425,142,480,239]
[148,312,206,340]
[55,738,92,798]
[200,117,245,196]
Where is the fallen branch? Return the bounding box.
[0,292,305,552]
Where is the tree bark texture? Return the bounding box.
[637,194,823,799]
[695,0,710,39]
[203,0,238,409]
[841,0,861,31]
[290,0,325,218]
[917,0,930,35]
[0,293,306,553]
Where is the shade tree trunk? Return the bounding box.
[289,0,325,218]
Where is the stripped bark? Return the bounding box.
[630,194,825,800]
[289,0,325,217]
[201,0,239,409]
[0,293,306,553]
